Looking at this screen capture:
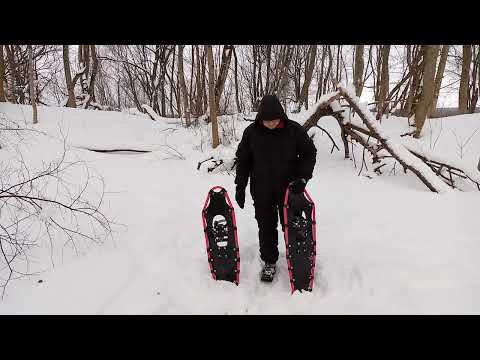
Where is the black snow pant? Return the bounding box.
[254,199,286,264]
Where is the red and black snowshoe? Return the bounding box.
[283,185,317,293]
[201,186,240,285]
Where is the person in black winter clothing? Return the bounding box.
[234,94,317,281]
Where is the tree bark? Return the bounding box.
[206,45,219,148]
[470,46,480,113]
[404,46,424,116]
[87,45,98,105]
[4,45,21,103]
[62,45,76,108]
[214,45,233,113]
[298,45,317,110]
[170,45,176,117]
[459,45,472,114]
[27,45,37,124]
[377,45,390,118]
[265,45,272,94]
[232,46,242,113]
[195,45,203,117]
[353,45,364,97]
[414,45,440,138]
[277,45,293,103]
[428,45,449,117]
[177,45,191,127]
[0,45,5,102]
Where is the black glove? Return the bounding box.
[290,178,307,194]
[235,186,245,209]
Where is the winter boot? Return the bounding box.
[260,262,276,282]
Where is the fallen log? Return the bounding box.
[338,85,452,193]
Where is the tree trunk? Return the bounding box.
[232,46,242,113]
[277,45,293,103]
[27,45,37,124]
[298,45,317,110]
[469,46,479,113]
[87,45,98,104]
[265,45,272,94]
[170,45,176,116]
[62,45,76,108]
[377,45,390,118]
[177,45,191,127]
[478,48,480,112]
[316,47,326,101]
[190,45,195,116]
[202,50,208,114]
[335,46,341,83]
[195,45,203,117]
[0,45,5,102]
[252,46,257,106]
[5,46,19,103]
[354,45,364,97]
[428,45,449,117]
[214,45,233,113]
[404,46,424,116]
[459,45,472,114]
[206,45,219,148]
[414,45,440,138]
[324,46,333,93]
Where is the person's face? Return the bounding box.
[262,119,280,129]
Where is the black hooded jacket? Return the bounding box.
[235,95,317,205]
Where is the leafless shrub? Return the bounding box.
[0,119,113,297]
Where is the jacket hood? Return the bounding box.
[255,95,289,123]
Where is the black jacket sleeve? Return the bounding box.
[235,126,253,189]
[296,126,317,181]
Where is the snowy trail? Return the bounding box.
[1,104,479,314]
[1,141,480,314]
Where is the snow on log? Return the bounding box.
[301,91,341,130]
[141,104,182,124]
[338,84,452,193]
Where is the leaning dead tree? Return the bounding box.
[302,86,480,193]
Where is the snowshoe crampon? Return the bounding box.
[283,185,316,293]
[202,186,240,285]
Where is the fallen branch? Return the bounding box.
[314,125,340,153]
[338,85,452,193]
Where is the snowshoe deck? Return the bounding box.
[202,186,240,285]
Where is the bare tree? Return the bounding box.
[214,45,233,114]
[376,45,390,118]
[232,46,242,113]
[0,45,5,102]
[276,45,293,105]
[414,45,440,138]
[206,45,220,148]
[403,46,424,117]
[459,45,472,114]
[177,45,191,127]
[27,45,38,124]
[469,45,480,113]
[353,45,364,97]
[62,45,76,108]
[428,45,449,117]
[298,45,317,110]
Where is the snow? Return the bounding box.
[338,84,453,193]
[0,102,479,314]
[296,91,340,126]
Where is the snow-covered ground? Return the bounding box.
[0,101,479,314]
